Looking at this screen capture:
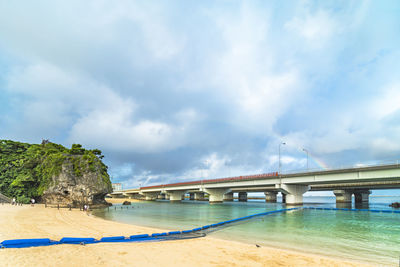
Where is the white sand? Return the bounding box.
[0,204,375,267]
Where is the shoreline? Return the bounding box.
[0,204,375,267]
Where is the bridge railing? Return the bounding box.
[282,159,400,175]
[140,172,278,190]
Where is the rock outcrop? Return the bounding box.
[0,140,112,206]
[389,202,400,208]
[42,155,112,208]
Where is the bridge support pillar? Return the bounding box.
[132,194,142,200]
[167,191,187,202]
[277,184,309,205]
[194,192,205,201]
[223,192,234,201]
[333,190,352,203]
[157,194,166,200]
[143,192,158,201]
[165,194,170,200]
[264,192,277,203]
[204,189,231,203]
[354,190,371,203]
[238,192,248,202]
[189,193,195,200]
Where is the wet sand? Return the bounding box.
[0,204,374,267]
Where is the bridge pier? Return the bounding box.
[264,192,277,203]
[223,192,234,201]
[238,192,248,202]
[143,192,158,201]
[204,189,230,203]
[127,193,141,199]
[333,190,352,203]
[167,191,187,202]
[189,193,195,200]
[157,194,166,200]
[277,184,309,205]
[354,190,371,203]
[194,192,205,201]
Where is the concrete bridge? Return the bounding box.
[110,163,400,205]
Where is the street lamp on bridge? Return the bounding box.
[279,142,286,175]
[303,148,309,171]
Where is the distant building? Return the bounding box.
[112,183,122,191]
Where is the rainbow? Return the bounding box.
[303,150,330,170]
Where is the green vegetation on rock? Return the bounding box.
[0,140,112,203]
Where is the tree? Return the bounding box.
[70,144,85,155]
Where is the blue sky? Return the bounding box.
[0,1,399,195]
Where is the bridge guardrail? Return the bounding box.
[282,159,400,175]
[140,172,278,190]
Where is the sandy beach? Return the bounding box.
[0,203,374,267]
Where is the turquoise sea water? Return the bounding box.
[93,196,400,266]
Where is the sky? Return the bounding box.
[0,1,399,195]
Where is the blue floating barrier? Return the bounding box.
[393,210,400,213]
[151,233,167,237]
[381,210,393,213]
[1,238,51,246]
[168,231,181,235]
[130,234,149,239]
[100,236,125,242]
[369,209,381,212]
[192,228,202,232]
[59,237,97,244]
[201,225,210,229]
[1,238,53,248]
[181,230,193,233]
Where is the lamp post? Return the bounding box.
[201,160,209,187]
[303,148,309,171]
[278,142,286,175]
[205,160,209,178]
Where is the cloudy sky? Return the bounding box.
[1,1,399,193]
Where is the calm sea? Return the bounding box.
[93,196,400,266]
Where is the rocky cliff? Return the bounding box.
[0,140,112,206]
[42,155,112,207]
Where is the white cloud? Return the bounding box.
[285,10,339,44]
[370,83,400,120]
[69,102,189,153]
[5,62,195,153]
[199,4,305,134]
